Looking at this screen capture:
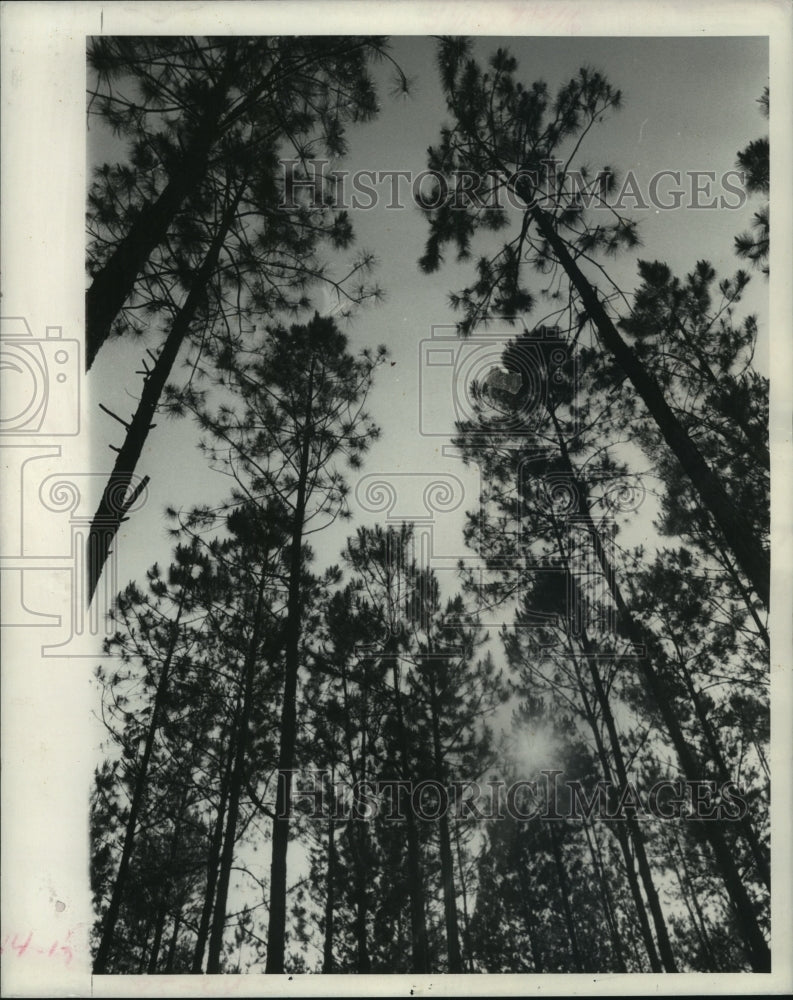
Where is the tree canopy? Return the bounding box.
[89,36,770,976]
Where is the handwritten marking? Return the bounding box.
[1,929,74,965]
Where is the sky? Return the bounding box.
[87,34,770,610]
[80,32,772,801]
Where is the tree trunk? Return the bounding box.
[428,668,463,972]
[553,510,675,972]
[436,774,463,973]
[146,901,167,974]
[529,200,770,607]
[85,45,238,369]
[453,822,473,972]
[582,818,627,973]
[582,645,677,972]
[351,840,371,972]
[138,916,155,974]
[671,642,770,890]
[667,824,717,969]
[339,656,371,972]
[321,787,336,973]
[390,654,430,973]
[599,552,770,970]
[512,838,544,972]
[574,663,662,972]
[548,822,584,972]
[148,789,187,974]
[549,423,770,971]
[206,565,268,973]
[87,180,245,604]
[92,595,186,974]
[165,893,185,973]
[192,723,235,973]
[264,361,315,975]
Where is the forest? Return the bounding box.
[86,36,770,974]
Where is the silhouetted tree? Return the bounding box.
[86,36,403,599]
[419,39,769,606]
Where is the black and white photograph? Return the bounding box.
[1,2,791,996]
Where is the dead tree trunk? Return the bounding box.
[87,180,245,604]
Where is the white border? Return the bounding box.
[1,2,791,996]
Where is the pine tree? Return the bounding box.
[91,541,221,972]
[86,36,398,365]
[169,314,385,971]
[734,88,769,274]
[419,39,769,607]
[333,524,506,972]
[453,318,770,970]
[86,37,403,599]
